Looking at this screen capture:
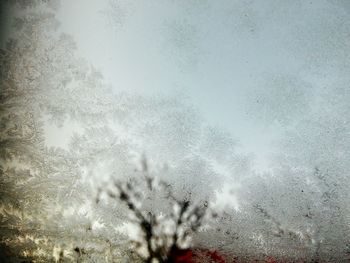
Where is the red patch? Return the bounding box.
[169,248,193,263]
[169,248,227,263]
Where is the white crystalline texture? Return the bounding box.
[0,0,349,262]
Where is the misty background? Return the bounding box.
[55,0,350,172]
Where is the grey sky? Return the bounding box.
[57,0,350,171]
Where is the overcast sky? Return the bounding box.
[57,0,350,171]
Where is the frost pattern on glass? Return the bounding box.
[1,0,350,262]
